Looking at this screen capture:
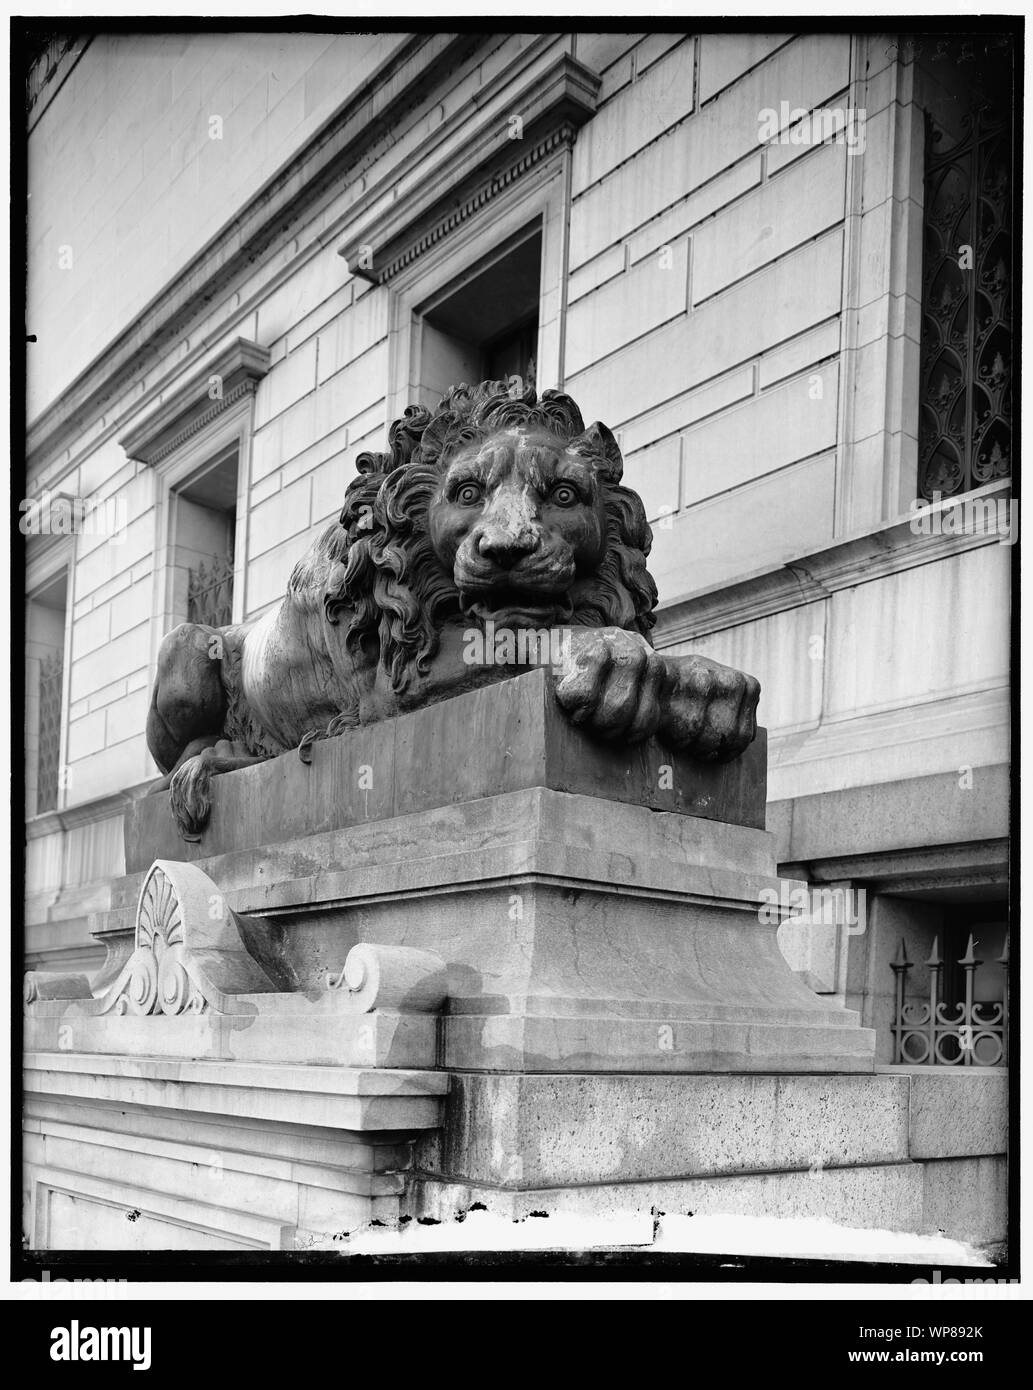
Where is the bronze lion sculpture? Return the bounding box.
[147,379,760,838]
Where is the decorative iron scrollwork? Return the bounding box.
[891,933,1008,1066]
[36,648,63,814]
[187,554,234,628]
[918,46,1013,501]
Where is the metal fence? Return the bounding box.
[37,649,63,813]
[918,98,1012,499]
[891,934,1008,1066]
[187,554,234,629]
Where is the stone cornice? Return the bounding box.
[769,763,1010,873]
[654,480,1014,645]
[26,31,490,477]
[779,838,1010,890]
[27,35,92,133]
[371,123,581,285]
[22,492,77,569]
[119,338,270,466]
[25,782,153,841]
[338,51,599,284]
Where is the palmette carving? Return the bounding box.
[116,864,211,1015]
[100,859,276,1017]
[25,863,448,1026]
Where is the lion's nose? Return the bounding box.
[475,528,539,569]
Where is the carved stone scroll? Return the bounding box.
[23,973,92,1005]
[25,871,452,1030]
[326,943,448,1014]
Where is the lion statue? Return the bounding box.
[147,379,760,838]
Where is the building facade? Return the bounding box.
[24,29,1012,1089]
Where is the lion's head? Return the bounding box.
[325,380,658,693]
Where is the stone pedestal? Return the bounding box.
[25,669,1005,1255]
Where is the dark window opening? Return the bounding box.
[918,37,1014,500]
[172,448,238,629]
[483,315,538,392]
[417,225,542,406]
[27,571,67,815]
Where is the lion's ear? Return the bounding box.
[570,421,623,483]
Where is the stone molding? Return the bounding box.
[118,338,270,467]
[654,479,1013,645]
[338,51,600,285]
[369,124,578,284]
[25,781,152,842]
[779,838,1010,894]
[23,1051,449,1135]
[768,764,1010,874]
[26,35,91,132]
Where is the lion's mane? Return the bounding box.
[324,380,658,694]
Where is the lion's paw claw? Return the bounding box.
[297,731,321,764]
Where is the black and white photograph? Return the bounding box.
[9,7,1023,1339]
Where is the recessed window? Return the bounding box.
[917,40,1013,500]
[890,902,1009,1067]
[26,571,68,815]
[170,446,238,628]
[415,224,542,407]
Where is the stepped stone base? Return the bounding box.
[22,671,1004,1255]
[23,1059,1006,1252]
[24,1059,423,1250]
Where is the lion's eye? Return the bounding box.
[550,484,578,507]
[455,482,483,506]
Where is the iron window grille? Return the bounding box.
[891,933,1008,1066]
[918,87,1012,498]
[36,648,63,813]
[187,554,234,629]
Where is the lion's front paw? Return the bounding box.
[554,627,670,742]
[660,655,760,762]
